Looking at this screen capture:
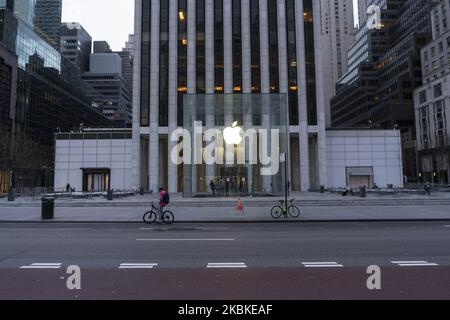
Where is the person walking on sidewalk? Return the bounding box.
[210,180,216,197]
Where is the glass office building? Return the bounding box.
[0,7,111,191]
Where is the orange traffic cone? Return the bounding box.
[236,197,244,211]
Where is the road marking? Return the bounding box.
[136,238,234,241]
[20,263,62,269]
[391,261,439,267]
[207,263,247,268]
[119,263,158,269]
[302,262,343,268]
[445,225,450,228]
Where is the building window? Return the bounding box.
[419,90,427,104]
[214,0,224,93]
[303,0,317,125]
[286,0,298,125]
[232,0,242,93]
[159,0,169,126]
[434,83,443,98]
[250,0,261,93]
[196,0,206,93]
[268,0,279,93]
[178,0,188,126]
[140,0,151,127]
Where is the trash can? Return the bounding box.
[41,197,55,220]
[7,189,15,202]
[320,185,325,194]
[140,188,144,196]
[360,186,367,198]
[107,189,113,201]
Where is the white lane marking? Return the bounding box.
[20,263,62,269]
[302,262,343,268]
[207,263,247,268]
[119,263,158,269]
[391,261,439,267]
[136,238,235,241]
[444,225,450,228]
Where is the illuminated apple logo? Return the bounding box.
[223,121,243,145]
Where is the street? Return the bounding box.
[0,221,449,299]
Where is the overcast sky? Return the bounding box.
[62,0,134,51]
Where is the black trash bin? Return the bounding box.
[107,189,113,201]
[140,188,144,196]
[360,186,367,198]
[7,189,15,202]
[41,197,55,220]
[320,185,325,194]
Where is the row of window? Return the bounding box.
[140,0,317,127]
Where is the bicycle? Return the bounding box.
[271,198,301,219]
[143,202,175,224]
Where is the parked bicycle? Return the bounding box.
[143,202,174,224]
[271,198,301,219]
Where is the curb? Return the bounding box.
[1,219,450,224]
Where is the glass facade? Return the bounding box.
[183,94,289,197]
[0,7,111,189]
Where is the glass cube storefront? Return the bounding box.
[182,94,289,197]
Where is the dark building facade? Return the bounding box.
[33,0,62,48]
[0,7,112,191]
[331,0,439,181]
[60,22,92,73]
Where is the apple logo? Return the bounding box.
[223,121,243,145]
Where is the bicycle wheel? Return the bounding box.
[143,210,157,224]
[288,205,301,218]
[162,210,174,225]
[271,206,283,219]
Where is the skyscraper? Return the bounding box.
[0,0,36,26]
[60,22,92,73]
[134,0,329,193]
[33,0,62,48]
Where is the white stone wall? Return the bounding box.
[54,138,133,192]
[326,130,404,188]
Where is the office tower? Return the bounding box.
[34,0,62,48]
[60,22,92,72]
[414,0,450,184]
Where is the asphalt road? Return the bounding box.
[0,221,449,299]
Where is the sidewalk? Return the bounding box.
[1,192,450,222]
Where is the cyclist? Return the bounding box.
[158,187,169,223]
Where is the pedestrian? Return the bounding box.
[225,178,230,196]
[424,183,431,196]
[66,183,71,193]
[210,180,216,197]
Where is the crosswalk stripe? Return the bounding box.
[119,263,158,269]
[391,260,438,267]
[20,263,62,269]
[302,262,343,268]
[207,263,247,268]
